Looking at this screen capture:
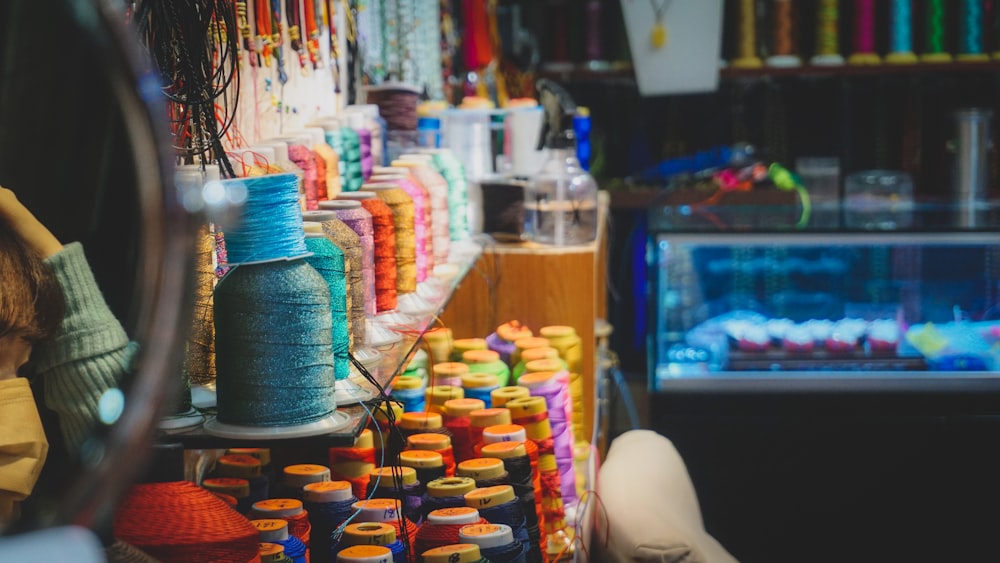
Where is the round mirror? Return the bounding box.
[0,0,192,539]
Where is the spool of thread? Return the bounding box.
[481,424,529,445]
[251,499,312,546]
[463,486,531,558]
[421,544,486,563]
[391,375,427,412]
[415,507,488,555]
[366,466,423,524]
[314,142,343,198]
[959,0,990,60]
[922,0,953,62]
[512,346,560,384]
[511,337,550,370]
[887,0,919,63]
[732,0,763,68]
[517,373,578,512]
[539,325,586,443]
[811,0,845,65]
[202,477,251,514]
[433,362,470,388]
[423,477,478,518]
[363,183,417,294]
[366,85,421,131]
[336,545,393,563]
[848,0,881,65]
[404,347,429,380]
[252,519,308,563]
[450,338,488,362]
[340,523,406,562]
[469,408,512,456]
[260,542,290,563]
[113,481,260,563]
[303,211,366,348]
[215,454,269,507]
[285,140,320,210]
[481,441,542,562]
[426,385,465,415]
[463,350,510,388]
[461,372,501,406]
[424,327,454,363]
[372,401,407,463]
[394,158,451,266]
[337,191,398,313]
[459,523,527,563]
[399,411,446,435]
[369,174,432,283]
[304,223,351,382]
[506,397,573,558]
[767,0,802,67]
[229,447,274,483]
[319,200,377,318]
[408,433,456,476]
[284,464,332,498]
[183,225,216,386]
[486,322,532,366]
[341,128,364,191]
[457,458,509,488]
[303,481,358,563]
[329,429,378,499]
[349,498,419,559]
[444,398,487,463]
[357,128,374,180]
[427,149,470,241]
[490,386,531,408]
[400,450,448,491]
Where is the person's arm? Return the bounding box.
[0,188,62,259]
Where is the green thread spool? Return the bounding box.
[922,0,953,62]
[450,337,488,362]
[512,346,561,384]
[462,349,511,387]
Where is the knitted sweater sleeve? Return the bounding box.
[34,242,133,452]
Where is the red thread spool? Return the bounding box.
[443,398,485,463]
[469,408,512,457]
[329,428,377,499]
[250,499,312,546]
[414,507,489,555]
[337,191,397,312]
[408,433,456,477]
[113,481,260,563]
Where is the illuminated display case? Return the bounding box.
[647,200,1000,394]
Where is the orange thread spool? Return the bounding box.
[250,499,312,546]
[329,428,377,499]
[408,432,456,476]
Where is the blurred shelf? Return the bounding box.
[536,61,636,85]
[720,60,1000,80]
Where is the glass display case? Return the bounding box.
[648,199,1000,393]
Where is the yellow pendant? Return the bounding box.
[650,21,667,49]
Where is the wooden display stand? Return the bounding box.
[439,192,609,441]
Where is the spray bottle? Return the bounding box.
[525,79,599,246]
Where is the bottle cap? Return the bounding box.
[426,506,481,525]
[481,424,527,444]
[252,519,290,543]
[517,371,559,390]
[400,450,444,469]
[426,477,477,498]
[434,362,470,377]
[540,325,576,338]
[520,347,559,363]
[462,350,500,364]
[480,441,528,459]
[445,398,486,418]
[407,433,452,451]
[343,522,396,546]
[465,485,516,508]
[456,458,506,481]
[469,408,511,428]
[490,386,530,407]
[202,477,249,498]
[392,375,423,391]
[284,464,332,488]
[461,373,499,390]
[506,396,549,418]
[399,412,443,430]
[336,545,394,562]
[421,544,482,563]
[459,523,514,549]
[369,466,417,487]
[496,321,532,343]
[228,447,271,466]
[259,543,286,563]
[252,498,304,518]
[351,498,402,522]
[303,480,354,503]
[216,454,263,479]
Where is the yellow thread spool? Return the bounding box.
[372,402,404,455]
[457,458,506,481]
[342,522,397,546]
[303,480,354,503]
[426,506,481,525]
[400,411,444,431]
[252,498,305,519]
[421,544,482,563]
[369,466,418,487]
[481,441,528,460]
[407,433,452,451]
[732,0,763,68]
[539,325,582,375]
[511,337,549,368]
[202,477,250,499]
[496,321,533,344]
[465,484,516,508]
[450,338,488,362]
[400,449,444,469]
[426,477,477,498]
[216,454,263,479]
[284,464,332,489]
[336,544,394,562]
[490,386,530,408]
[228,447,272,467]
[470,408,512,429]
[481,424,528,444]
[252,519,290,543]
[392,375,423,391]
[364,183,417,294]
[423,327,454,363]
[522,359,566,376]
[506,397,552,441]
[426,385,464,414]
[259,542,286,563]
[445,398,486,418]
[351,498,402,522]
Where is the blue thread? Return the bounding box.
[463,384,499,405]
[419,493,468,521]
[962,0,984,54]
[304,236,351,381]
[385,539,407,563]
[275,535,307,563]
[890,0,913,54]
[480,539,528,563]
[304,496,358,563]
[248,475,270,507]
[390,384,426,412]
[365,478,423,524]
[218,173,308,264]
[478,499,532,558]
[214,259,336,425]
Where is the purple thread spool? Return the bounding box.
[319,200,377,318]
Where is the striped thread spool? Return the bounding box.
[849,0,882,65]
[428,149,471,241]
[319,200,377,318]
[363,183,417,293]
[395,156,451,266]
[303,211,367,349]
[517,373,578,512]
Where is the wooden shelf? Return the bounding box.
[720,60,1000,80]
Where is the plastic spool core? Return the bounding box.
[470,408,512,428]
[284,464,332,488]
[520,347,559,363]
[481,424,528,444]
[400,411,443,430]
[252,498,305,519]
[343,522,396,546]
[426,506,481,525]
[400,450,444,468]
[408,433,452,451]
[459,523,514,549]
[202,477,250,498]
[426,477,477,498]
[352,498,403,522]
[465,484,516,508]
[490,386,530,408]
[445,398,486,418]
[481,441,528,459]
[252,519,290,543]
[370,466,417,487]
[463,349,501,364]
[497,322,532,342]
[228,447,272,466]
[259,542,286,563]
[217,454,263,479]
[420,543,482,563]
[457,458,506,480]
[336,544,394,562]
[303,480,354,503]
